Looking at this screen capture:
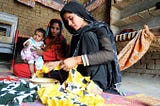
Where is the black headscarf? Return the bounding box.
[60,1,122,92]
[60,1,96,34]
[60,1,121,93]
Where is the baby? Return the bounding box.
[21,28,45,78]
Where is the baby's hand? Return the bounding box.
[25,42,30,47]
[40,44,45,49]
[23,59,28,63]
[30,46,37,52]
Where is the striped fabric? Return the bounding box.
[115,31,138,42]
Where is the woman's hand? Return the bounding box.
[59,56,82,71]
[31,48,43,56]
[44,61,61,71]
[36,49,44,55]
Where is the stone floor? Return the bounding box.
[0,60,160,99]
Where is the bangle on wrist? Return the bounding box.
[81,55,86,66]
[81,54,89,66]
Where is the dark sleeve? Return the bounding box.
[61,38,68,57]
[82,27,114,65]
[62,38,67,49]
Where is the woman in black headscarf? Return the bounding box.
[47,1,122,95]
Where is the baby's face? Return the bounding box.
[33,31,44,42]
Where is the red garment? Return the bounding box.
[43,37,58,61]
[43,36,66,61]
[13,63,36,78]
[43,50,57,61]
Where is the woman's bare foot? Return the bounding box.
[31,73,36,79]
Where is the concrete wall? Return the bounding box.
[111,0,160,35]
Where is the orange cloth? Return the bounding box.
[118,26,155,71]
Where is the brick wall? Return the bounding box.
[116,40,160,76]
[0,0,110,61]
[91,0,110,24]
[123,51,160,76]
[0,0,109,43]
[111,0,160,76]
[0,0,71,41]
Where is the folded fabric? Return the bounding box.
[0,79,39,105]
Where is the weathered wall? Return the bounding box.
[0,0,108,43]
[111,0,160,76]
[116,40,160,76]
[111,0,160,35]
[123,51,160,76]
[0,0,71,42]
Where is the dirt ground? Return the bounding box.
[121,72,160,99]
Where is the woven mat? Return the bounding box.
[101,92,160,106]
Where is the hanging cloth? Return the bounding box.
[118,25,155,71]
